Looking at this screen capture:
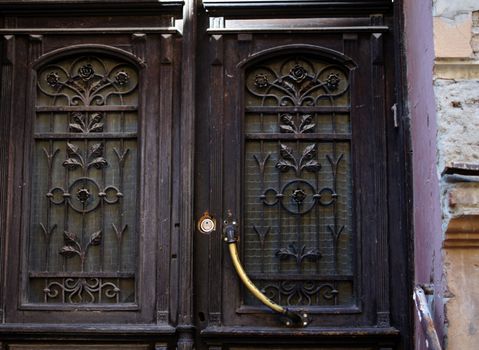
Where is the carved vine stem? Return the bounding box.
[254,151,270,272]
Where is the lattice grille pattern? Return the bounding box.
[28,54,139,305]
[243,55,353,308]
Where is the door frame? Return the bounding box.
[192,1,413,349]
[0,1,414,349]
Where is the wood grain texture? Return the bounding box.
[0,34,15,325]
[177,0,196,347]
[0,2,411,350]
[369,16,391,328]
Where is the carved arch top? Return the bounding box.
[242,45,355,108]
[32,44,145,70]
[35,46,141,108]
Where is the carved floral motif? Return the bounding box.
[261,281,338,306]
[63,142,108,170]
[280,113,315,134]
[254,73,269,88]
[276,242,321,267]
[115,71,130,86]
[247,56,348,106]
[69,112,104,133]
[44,277,120,303]
[60,230,102,271]
[326,73,341,91]
[289,64,307,82]
[38,56,137,107]
[276,143,321,176]
[78,63,95,81]
[46,71,60,87]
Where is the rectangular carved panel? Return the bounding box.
[243,53,354,309]
[27,53,139,307]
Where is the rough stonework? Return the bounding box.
[473,12,479,58]
[434,2,479,349]
[435,79,479,172]
[434,0,479,19]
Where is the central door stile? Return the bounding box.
[177,0,197,349]
[369,17,391,327]
[208,33,224,328]
[157,33,174,325]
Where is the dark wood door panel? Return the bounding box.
[194,7,410,347]
[0,2,409,350]
[0,1,182,335]
[196,30,390,330]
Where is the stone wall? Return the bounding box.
[433,1,479,348]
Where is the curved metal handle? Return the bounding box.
[223,213,310,327]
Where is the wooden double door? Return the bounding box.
[0,1,410,349]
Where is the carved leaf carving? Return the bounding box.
[302,247,321,261]
[280,124,295,133]
[88,123,104,132]
[59,245,81,258]
[301,144,316,161]
[70,113,86,133]
[89,143,104,158]
[88,230,102,246]
[66,142,81,158]
[63,231,80,246]
[299,114,315,133]
[276,159,296,172]
[276,246,297,260]
[276,243,321,267]
[279,144,295,162]
[62,158,82,169]
[301,160,321,172]
[280,114,295,133]
[279,114,315,134]
[87,157,108,169]
[89,113,102,124]
[69,113,104,133]
[69,123,85,133]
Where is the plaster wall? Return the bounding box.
[403,0,444,349]
[443,249,479,349]
[434,1,479,349]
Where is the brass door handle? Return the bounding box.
[223,212,310,327]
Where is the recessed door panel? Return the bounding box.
[195,16,402,348]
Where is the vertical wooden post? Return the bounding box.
[178,0,197,348]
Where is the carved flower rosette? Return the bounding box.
[37,56,138,107]
[246,57,349,107]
